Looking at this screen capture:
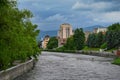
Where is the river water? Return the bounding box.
[14,51,120,80]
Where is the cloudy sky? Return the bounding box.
[18,0,120,31]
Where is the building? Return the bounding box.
[84,31,92,42]
[94,27,107,34]
[58,23,73,47]
[42,35,50,49]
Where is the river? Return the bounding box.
[14,51,120,80]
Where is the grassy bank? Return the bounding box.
[112,57,120,65]
[82,47,117,53]
[43,49,77,53]
[82,47,100,51]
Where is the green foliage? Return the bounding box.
[61,28,85,50]
[73,28,85,50]
[47,37,58,49]
[106,23,120,49]
[56,46,66,51]
[106,48,117,52]
[64,36,76,50]
[112,57,120,65]
[44,48,76,53]
[108,23,120,31]
[0,0,40,70]
[83,46,100,51]
[107,31,120,49]
[100,43,107,49]
[87,33,97,47]
[96,32,105,47]
[86,23,120,50]
[87,32,105,48]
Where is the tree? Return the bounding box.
[64,36,76,50]
[0,0,40,69]
[73,28,85,50]
[87,33,97,48]
[108,23,120,31]
[47,37,58,49]
[96,32,104,47]
[106,23,120,49]
[87,32,105,48]
[106,31,120,49]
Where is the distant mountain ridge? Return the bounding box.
[37,30,57,40]
[83,25,105,31]
[37,25,106,40]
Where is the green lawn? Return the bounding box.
[82,47,100,51]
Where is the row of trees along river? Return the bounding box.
[47,23,120,51]
[0,0,40,70]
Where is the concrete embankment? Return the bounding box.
[44,49,117,58]
[0,58,35,80]
[77,50,116,58]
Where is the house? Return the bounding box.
[94,27,107,34]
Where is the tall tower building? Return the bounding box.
[58,23,73,47]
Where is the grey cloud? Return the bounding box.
[93,0,120,12]
[18,0,120,31]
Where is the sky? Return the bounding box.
[18,0,120,31]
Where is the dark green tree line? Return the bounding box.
[106,23,120,49]
[87,32,105,48]
[87,23,120,50]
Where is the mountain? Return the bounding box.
[83,25,104,31]
[37,30,57,40]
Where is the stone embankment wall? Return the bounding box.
[0,58,35,80]
[77,50,116,58]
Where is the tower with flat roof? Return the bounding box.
[58,23,73,47]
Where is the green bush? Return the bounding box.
[43,48,76,53]
[112,58,120,65]
[82,46,100,51]
[100,43,107,49]
[56,46,66,51]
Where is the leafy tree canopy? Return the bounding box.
[0,0,40,70]
[64,36,76,50]
[47,37,58,49]
[73,28,85,50]
[108,23,120,31]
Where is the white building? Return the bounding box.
[94,27,107,33]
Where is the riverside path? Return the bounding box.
[15,51,120,80]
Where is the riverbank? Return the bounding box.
[43,49,116,58]
[0,58,35,80]
[112,57,120,65]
